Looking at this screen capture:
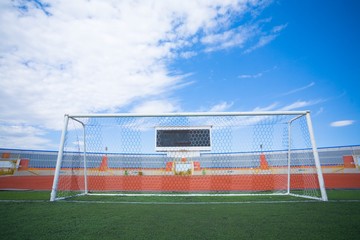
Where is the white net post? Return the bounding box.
[305,112,328,201]
[50,115,69,201]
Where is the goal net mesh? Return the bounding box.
[51,113,326,201]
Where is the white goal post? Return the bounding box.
[50,111,328,201]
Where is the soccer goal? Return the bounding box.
[50,111,327,201]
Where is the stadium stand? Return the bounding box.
[0,145,359,190]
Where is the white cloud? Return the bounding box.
[131,100,181,114]
[201,20,287,53]
[279,82,315,97]
[250,99,325,113]
[280,99,324,111]
[0,0,277,149]
[252,102,279,112]
[272,23,288,33]
[238,65,277,79]
[179,51,197,59]
[244,23,287,54]
[330,120,355,127]
[244,34,276,53]
[209,101,234,112]
[315,107,324,116]
[238,72,263,79]
[201,24,258,52]
[0,123,54,149]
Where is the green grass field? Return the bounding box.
[1,190,360,239]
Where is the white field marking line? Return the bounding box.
[330,199,360,203]
[1,200,360,204]
[0,200,48,203]
[55,199,360,204]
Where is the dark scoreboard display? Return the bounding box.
[156,128,211,150]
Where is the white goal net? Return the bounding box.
[50,111,327,201]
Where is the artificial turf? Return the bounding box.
[1,190,360,240]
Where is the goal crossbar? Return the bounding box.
[66,111,310,119]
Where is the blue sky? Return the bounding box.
[0,0,359,149]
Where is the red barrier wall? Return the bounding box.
[323,174,360,189]
[0,176,53,190]
[1,174,359,191]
